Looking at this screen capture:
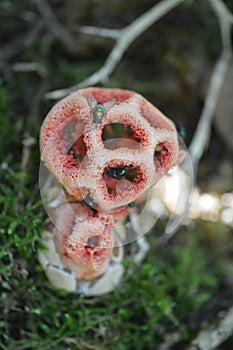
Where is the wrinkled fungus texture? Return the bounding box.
[54,203,114,280]
[40,87,184,281]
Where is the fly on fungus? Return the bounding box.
[87,94,116,125]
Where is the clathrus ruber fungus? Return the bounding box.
[39,88,186,291]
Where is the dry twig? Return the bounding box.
[20,135,36,173]
[35,0,76,51]
[80,26,120,40]
[189,0,233,177]
[45,0,188,99]
[158,332,181,350]
[188,306,233,350]
[209,0,233,51]
[189,51,231,176]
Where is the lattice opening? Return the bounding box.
[102,123,141,150]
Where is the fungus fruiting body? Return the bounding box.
[39,87,186,293]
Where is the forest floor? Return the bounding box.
[0,1,233,349]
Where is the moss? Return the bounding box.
[0,1,232,348]
[0,183,221,350]
[0,85,226,350]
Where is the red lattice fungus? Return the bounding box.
[40,87,185,280]
[40,88,183,211]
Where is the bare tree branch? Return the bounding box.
[45,0,188,99]
[209,0,233,51]
[189,51,231,176]
[35,0,76,50]
[80,26,121,40]
[188,306,233,350]
[189,0,233,177]
[20,135,36,173]
[0,1,37,23]
[158,332,181,350]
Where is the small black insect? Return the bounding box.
[68,148,79,159]
[106,165,136,181]
[105,166,127,179]
[81,194,96,208]
[86,235,99,248]
[87,95,116,125]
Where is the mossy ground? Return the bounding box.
[1,1,233,349]
[0,83,231,349]
[0,158,226,350]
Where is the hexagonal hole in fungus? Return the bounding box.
[154,143,170,167]
[102,123,141,150]
[85,235,99,248]
[103,164,143,196]
[66,135,87,166]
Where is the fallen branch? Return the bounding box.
[158,332,181,350]
[20,135,36,173]
[209,0,233,51]
[189,0,233,177]
[188,51,231,176]
[35,0,76,51]
[0,2,37,23]
[80,26,120,40]
[45,0,188,99]
[188,306,233,350]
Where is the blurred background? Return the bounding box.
[0,0,232,349]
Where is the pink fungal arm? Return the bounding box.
[54,203,114,280]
